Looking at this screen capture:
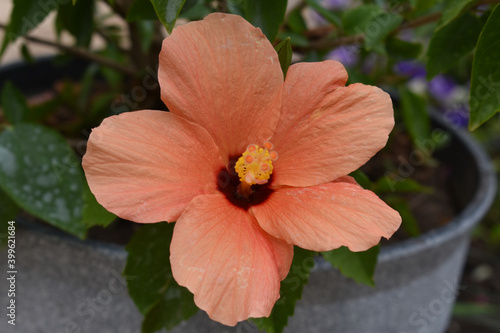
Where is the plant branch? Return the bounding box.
[306,11,443,50]
[398,12,442,31]
[0,23,136,76]
[305,0,500,51]
[307,33,362,50]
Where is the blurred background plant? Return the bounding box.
[1,0,500,332]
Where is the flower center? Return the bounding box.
[234,142,278,197]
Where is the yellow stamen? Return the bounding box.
[234,143,277,189]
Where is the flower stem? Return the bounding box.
[0,23,137,76]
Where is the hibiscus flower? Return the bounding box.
[82,13,401,326]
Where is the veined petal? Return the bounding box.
[82,110,224,223]
[170,194,293,326]
[272,61,394,187]
[252,177,401,252]
[159,13,283,161]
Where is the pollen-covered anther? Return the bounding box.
[235,142,278,187]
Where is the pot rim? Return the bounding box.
[376,112,497,264]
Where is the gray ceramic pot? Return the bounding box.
[0,59,496,333]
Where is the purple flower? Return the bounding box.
[394,60,426,78]
[361,53,379,75]
[397,30,414,42]
[323,0,350,10]
[428,75,457,101]
[326,45,359,66]
[442,104,469,128]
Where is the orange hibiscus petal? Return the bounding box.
[159,13,283,161]
[170,194,293,326]
[271,61,394,187]
[82,110,224,223]
[252,177,401,252]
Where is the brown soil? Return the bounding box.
[362,126,456,243]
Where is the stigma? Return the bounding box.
[234,142,278,189]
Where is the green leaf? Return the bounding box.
[82,181,115,228]
[0,187,19,220]
[98,43,125,89]
[253,247,315,333]
[373,176,433,194]
[145,0,199,22]
[0,188,20,247]
[426,12,482,79]
[125,223,175,314]
[302,50,321,62]
[1,82,29,125]
[305,0,342,27]
[0,124,87,238]
[385,196,421,236]
[227,0,245,16]
[1,0,58,55]
[20,43,34,63]
[141,286,198,333]
[364,12,403,49]
[322,245,380,286]
[178,0,199,17]
[149,0,186,34]
[342,5,402,50]
[0,187,19,223]
[287,7,307,34]
[453,302,500,317]
[399,87,431,148]
[127,0,157,21]
[244,0,288,42]
[469,3,500,130]
[414,0,438,13]
[278,31,308,47]
[56,0,95,47]
[438,0,477,29]
[88,92,117,119]
[124,223,198,332]
[386,37,422,60]
[479,8,492,25]
[345,67,375,85]
[179,0,210,20]
[342,5,383,35]
[274,38,292,78]
[77,63,100,111]
[136,21,156,53]
[349,169,373,189]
